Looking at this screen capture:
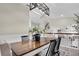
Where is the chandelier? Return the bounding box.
[27,3,50,16]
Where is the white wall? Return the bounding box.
[40,16,75,29]
[0,4,29,34]
[0,4,29,44]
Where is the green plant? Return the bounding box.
[29,25,42,34]
[29,22,50,34]
[73,13,79,32]
[74,13,79,23]
[43,22,50,33]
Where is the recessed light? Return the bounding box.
[60,14,64,17]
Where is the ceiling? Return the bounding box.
[46,3,79,18]
[29,3,79,29]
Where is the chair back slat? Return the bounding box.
[55,37,61,52]
[46,40,57,56]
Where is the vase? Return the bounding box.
[34,34,40,41]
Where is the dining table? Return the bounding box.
[11,37,52,56]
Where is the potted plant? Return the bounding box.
[29,22,50,41]
[29,25,42,41]
[32,26,41,41]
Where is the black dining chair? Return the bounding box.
[46,40,57,56]
[46,37,61,56]
[21,35,29,43]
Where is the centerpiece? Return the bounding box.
[29,22,50,41]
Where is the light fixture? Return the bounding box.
[27,3,50,16]
[60,14,64,17]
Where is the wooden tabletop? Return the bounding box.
[11,37,51,56]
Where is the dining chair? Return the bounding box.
[21,35,29,43]
[46,37,61,56]
[0,42,12,56]
[46,40,57,56]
